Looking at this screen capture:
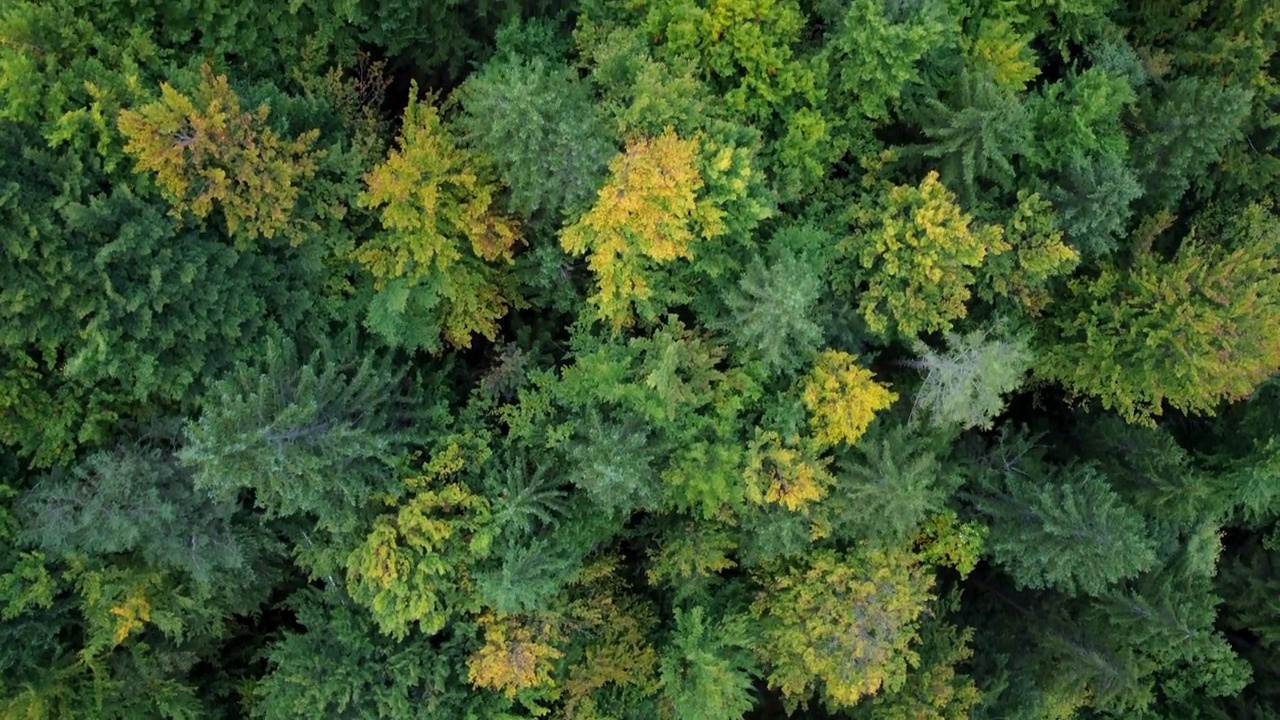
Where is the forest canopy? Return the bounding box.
[2,1,1280,718]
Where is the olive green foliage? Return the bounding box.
[4,1,1280,717]
[1036,204,1280,424]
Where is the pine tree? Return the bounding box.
[906,327,1033,432]
[1043,153,1143,258]
[1130,76,1253,212]
[910,69,1029,201]
[452,52,614,220]
[966,432,1159,596]
[659,607,757,720]
[18,441,255,589]
[817,423,961,546]
[179,338,416,543]
[720,225,828,376]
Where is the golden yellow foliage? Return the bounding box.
[802,351,897,447]
[966,20,1040,91]
[561,128,717,330]
[108,584,152,646]
[468,612,564,698]
[744,430,834,511]
[357,83,521,282]
[118,64,320,243]
[355,83,523,349]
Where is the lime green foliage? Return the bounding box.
[823,0,950,122]
[978,190,1079,314]
[1025,68,1134,173]
[659,607,757,720]
[964,18,1039,92]
[638,0,818,124]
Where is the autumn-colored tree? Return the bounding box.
[964,18,1039,93]
[560,129,718,330]
[118,65,320,243]
[977,191,1079,315]
[557,556,662,717]
[846,171,1009,338]
[357,82,523,350]
[743,429,833,512]
[467,611,564,698]
[802,350,897,447]
[752,547,935,711]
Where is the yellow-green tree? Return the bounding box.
[743,429,834,511]
[1036,203,1280,424]
[561,128,720,330]
[345,479,494,639]
[118,65,319,243]
[977,191,1079,315]
[357,82,523,349]
[751,547,935,711]
[802,350,897,447]
[846,171,1008,338]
